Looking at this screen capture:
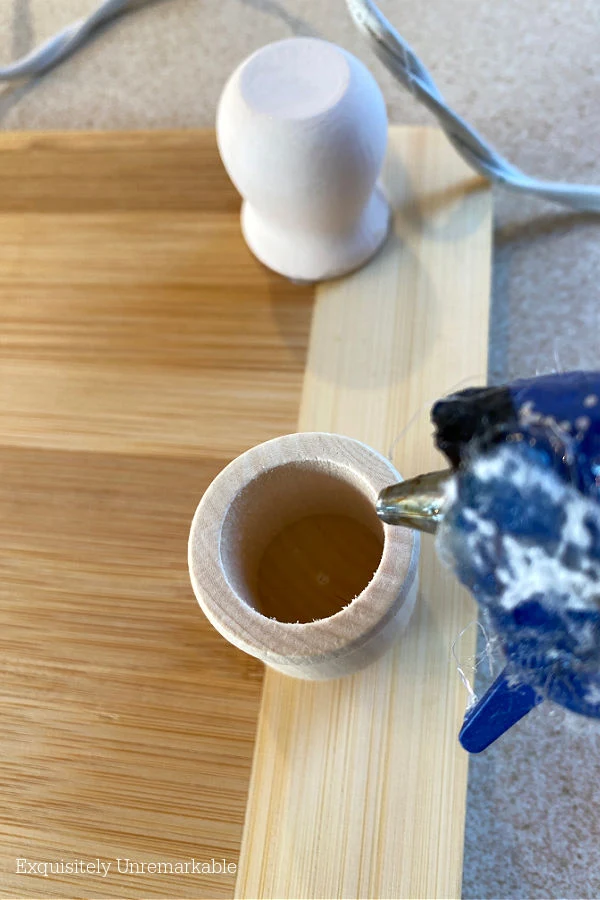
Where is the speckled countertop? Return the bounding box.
[1,2,599,898]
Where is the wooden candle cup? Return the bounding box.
[188,433,419,679]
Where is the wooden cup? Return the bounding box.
[188,433,419,679]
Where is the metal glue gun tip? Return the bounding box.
[375,468,453,534]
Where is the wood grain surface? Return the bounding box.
[0,127,491,900]
[236,128,492,900]
[0,130,312,899]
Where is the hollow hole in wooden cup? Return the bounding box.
[220,460,384,624]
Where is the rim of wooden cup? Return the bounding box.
[188,432,419,679]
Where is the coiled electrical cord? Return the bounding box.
[2,0,599,213]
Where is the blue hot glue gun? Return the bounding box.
[376,370,600,752]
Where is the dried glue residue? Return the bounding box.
[452,619,497,709]
[439,440,600,717]
[456,446,600,615]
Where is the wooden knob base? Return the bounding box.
[188,433,419,680]
[241,185,390,282]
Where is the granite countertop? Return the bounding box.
[1,2,599,898]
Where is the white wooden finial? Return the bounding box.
[188,433,419,680]
[216,38,391,282]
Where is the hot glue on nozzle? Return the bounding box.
[376,371,600,753]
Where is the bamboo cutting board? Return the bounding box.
[0,130,312,900]
[0,128,491,900]
[236,131,491,900]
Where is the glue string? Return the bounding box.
[552,338,566,376]
[451,620,496,709]
[387,372,488,465]
[531,338,590,378]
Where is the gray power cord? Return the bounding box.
[2,0,599,214]
[347,0,600,212]
[0,0,145,81]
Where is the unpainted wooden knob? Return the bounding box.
[216,38,391,282]
[188,433,419,680]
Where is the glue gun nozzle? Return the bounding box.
[376,468,453,534]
